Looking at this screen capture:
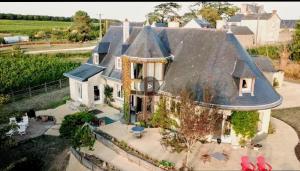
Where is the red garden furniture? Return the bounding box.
[257,155,272,171]
[241,156,256,171]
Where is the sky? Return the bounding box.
[0,2,300,21]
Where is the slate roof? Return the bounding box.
[93,42,110,53]
[280,20,298,29]
[252,56,276,72]
[63,64,105,81]
[231,26,254,35]
[193,18,211,27]
[65,25,282,110]
[124,26,170,58]
[228,13,274,22]
[232,59,256,78]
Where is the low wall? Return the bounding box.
[93,130,164,171]
[70,147,120,171]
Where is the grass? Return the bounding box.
[0,87,70,124]
[0,19,71,34]
[272,107,300,161]
[0,135,70,171]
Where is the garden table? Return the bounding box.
[131,126,144,138]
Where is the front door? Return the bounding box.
[94,86,100,103]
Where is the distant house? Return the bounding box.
[217,9,281,45]
[183,17,211,28]
[230,26,255,48]
[64,20,282,146]
[252,56,284,88]
[279,20,298,42]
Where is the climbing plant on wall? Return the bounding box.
[121,56,131,124]
[231,111,260,139]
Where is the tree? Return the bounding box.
[279,43,291,71]
[69,10,92,42]
[291,21,300,61]
[72,123,95,151]
[151,96,178,129]
[104,85,113,105]
[192,2,239,27]
[146,2,181,24]
[175,88,222,169]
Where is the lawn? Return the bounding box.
[272,107,300,161]
[0,135,70,171]
[0,19,71,34]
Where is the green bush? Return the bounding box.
[59,112,95,138]
[231,111,260,139]
[0,37,5,44]
[247,45,280,60]
[0,94,10,105]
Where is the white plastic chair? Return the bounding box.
[9,117,16,124]
[18,123,26,135]
[22,116,29,128]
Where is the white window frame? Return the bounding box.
[93,53,99,64]
[116,84,123,99]
[241,78,253,94]
[76,82,82,101]
[115,57,122,70]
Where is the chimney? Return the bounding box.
[123,18,129,43]
[272,10,277,14]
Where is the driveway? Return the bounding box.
[275,81,300,109]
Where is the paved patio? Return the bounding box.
[275,81,300,109]
[36,103,121,136]
[99,117,300,170]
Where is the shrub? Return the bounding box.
[59,112,95,138]
[231,111,260,139]
[0,37,5,44]
[247,45,280,60]
[104,85,113,105]
[0,94,10,105]
[72,123,95,151]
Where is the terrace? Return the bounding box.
[96,117,300,170]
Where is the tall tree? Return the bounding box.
[191,2,239,27]
[70,10,92,42]
[291,21,300,61]
[146,2,181,24]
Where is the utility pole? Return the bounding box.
[255,4,260,46]
[99,13,102,41]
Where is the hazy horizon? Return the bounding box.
[0,2,299,21]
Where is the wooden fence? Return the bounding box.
[8,78,69,102]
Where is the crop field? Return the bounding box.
[0,19,72,34]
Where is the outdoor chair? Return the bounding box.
[23,116,29,128]
[241,156,256,171]
[256,156,272,171]
[18,123,26,135]
[9,117,16,124]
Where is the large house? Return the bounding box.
[217,10,281,45]
[64,20,282,146]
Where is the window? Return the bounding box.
[115,57,122,70]
[116,84,123,98]
[240,78,254,95]
[76,82,82,100]
[93,53,99,64]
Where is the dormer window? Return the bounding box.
[93,53,99,65]
[239,78,255,96]
[115,57,122,70]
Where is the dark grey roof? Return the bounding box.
[252,56,276,72]
[231,26,254,35]
[124,26,170,58]
[228,14,245,22]
[68,26,281,110]
[93,42,110,53]
[193,18,211,27]
[152,22,167,27]
[228,13,274,22]
[63,64,105,81]
[232,59,256,78]
[280,20,298,29]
